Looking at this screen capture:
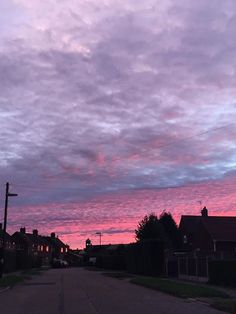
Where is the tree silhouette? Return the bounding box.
[135,213,165,242]
[135,211,181,249]
[159,211,181,248]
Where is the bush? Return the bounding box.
[16,251,30,269]
[4,250,16,273]
[209,260,236,287]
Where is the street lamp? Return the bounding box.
[0,182,18,278]
[95,232,102,246]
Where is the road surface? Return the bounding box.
[0,268,224,314]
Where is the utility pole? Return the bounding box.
[0,182,18,278]
[95,232,102,246]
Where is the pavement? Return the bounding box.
[0,268,226,314]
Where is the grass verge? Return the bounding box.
[130,277,229,299]
[102,272,133,280]
[0,275,25,288]
[0,267,48,289]
[211,298,236,314]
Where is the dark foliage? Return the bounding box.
[126,240,164,276]
[16,251,42,270]
[209,260,236,287]
[135,213,165,242]
[3,250,16,273]
[135,212,180,249]
[159,211,181,248]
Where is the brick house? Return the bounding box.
[179,207,236,255]
[12,228,69,268]
[45,232,69,261]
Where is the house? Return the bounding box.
[12,228,51,268]
[179,207,236,255]
[12,228,69,268]
[45,232,69,261]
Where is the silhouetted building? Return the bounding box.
[45,232,69,260]
[179,207,236,255]
[12,228,69,268]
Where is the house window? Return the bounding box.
[46,246,49,252]
[60,248,64,253]
[183,235,187,244]
[37,245,40,251]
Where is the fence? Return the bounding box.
[167,257,209,282]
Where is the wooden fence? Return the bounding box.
[166,257,209,282]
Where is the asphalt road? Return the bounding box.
[0,268,225,314]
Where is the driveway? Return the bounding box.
[0,268,225,314]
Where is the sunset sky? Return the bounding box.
[1,0,236,248]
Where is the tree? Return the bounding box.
[159,211,181,249]
[135,213,165,242]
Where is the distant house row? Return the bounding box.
[0,224,69,271]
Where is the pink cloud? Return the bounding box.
[6,174,236,248]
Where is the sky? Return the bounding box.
[1,0,236,248]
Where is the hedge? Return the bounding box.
[125,240,164,276]
[208,260,236,287]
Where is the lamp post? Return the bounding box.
[95,232,102,246]
[0,182,18,278]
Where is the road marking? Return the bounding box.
[83,290,100,314]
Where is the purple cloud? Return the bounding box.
[0,0,236,246]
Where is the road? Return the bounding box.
[0,268,224,314]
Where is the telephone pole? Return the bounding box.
[0,182,18,278]
[95,232,102,246]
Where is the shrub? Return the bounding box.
[209,260,236,287]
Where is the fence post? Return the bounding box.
[165,258,168,277]
[195,257,198,278]
[177,258,180,278]
[206,256,209,279]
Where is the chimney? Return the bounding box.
[51,232,55,238]
[33,229,38,236]
[20,227,26,234]
[201,206,208,217]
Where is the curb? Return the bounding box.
[0,286,10,293]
